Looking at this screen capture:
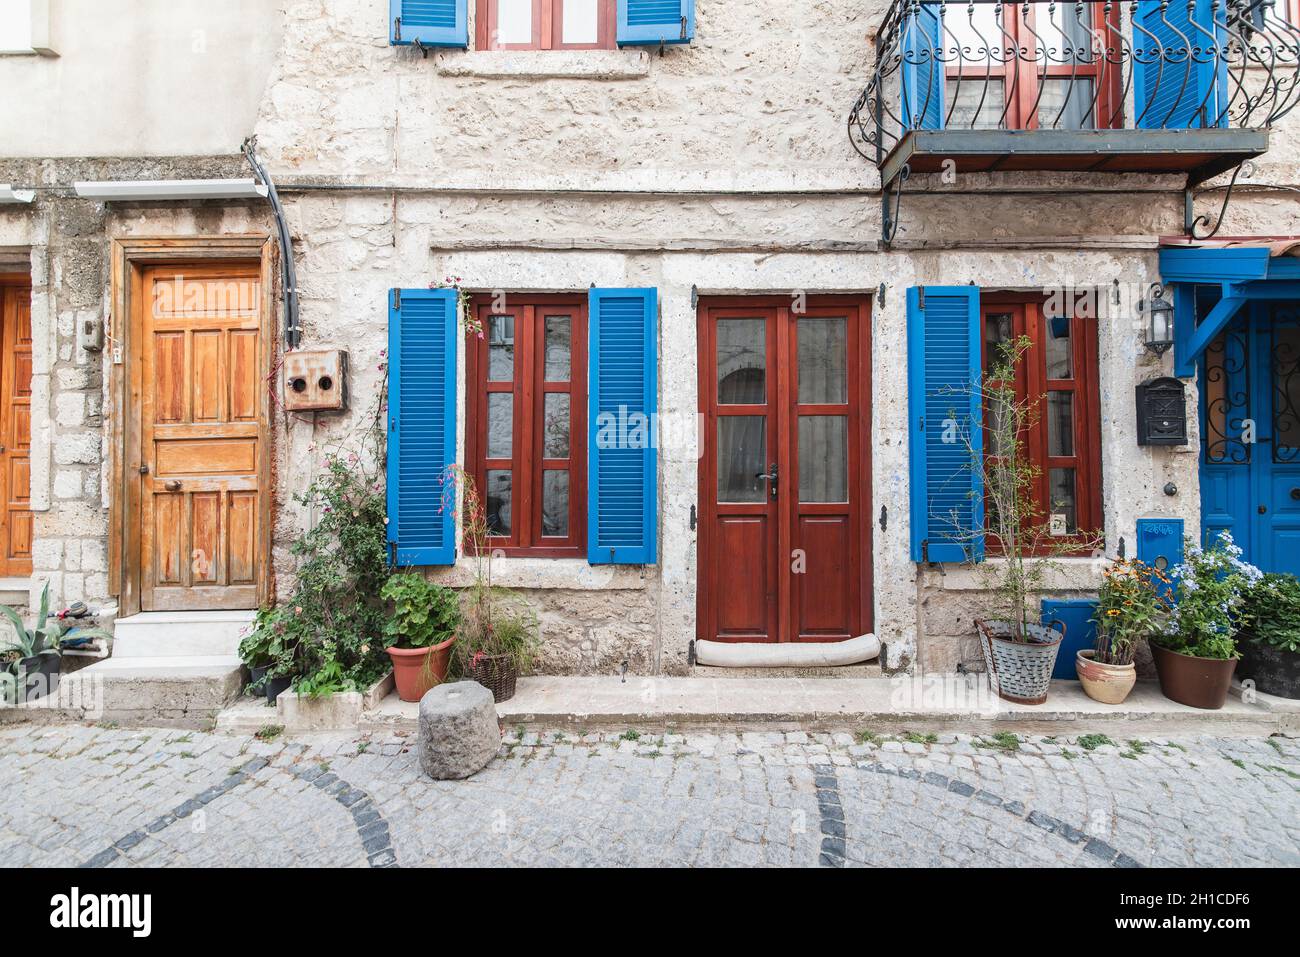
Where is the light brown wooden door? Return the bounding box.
[139,265,265,610]
[0,280,32,577]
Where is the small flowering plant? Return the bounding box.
[433,276,480,338]
[1092,558,1172,666]
[1158,531,1262,660]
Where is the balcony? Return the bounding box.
[849,0,1300,241]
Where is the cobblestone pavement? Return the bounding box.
[1,723,1297,868]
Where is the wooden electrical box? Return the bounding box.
[283,350,349,412]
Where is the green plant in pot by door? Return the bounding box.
[382,573,461,703]
[1152,531,1259,710]
[0,584,111,705]
[1080,558,1171,704]
[1235,573,1300,700]
[238,608,300,703]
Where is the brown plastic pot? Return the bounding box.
[1075,650,1137,705]
[1151,642,1238,710]
[387,637,455,703]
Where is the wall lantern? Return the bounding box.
[1140,283,1175,357]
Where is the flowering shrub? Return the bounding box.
[1158,531,1261,660]
[1092,558,1172,665]
[1238,573,1300,654]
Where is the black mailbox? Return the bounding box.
[1136,377,1188,446]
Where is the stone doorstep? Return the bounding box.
[111,610,257,659]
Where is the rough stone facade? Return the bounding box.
[2,0,1298,676]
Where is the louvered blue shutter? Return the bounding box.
[901,3,944,130]
[1133,0,1225,128]
[617,0,695,45]
[907,286,983,563]
[390,0,468,48]
[588,288,657,565]
[388,288,458,566]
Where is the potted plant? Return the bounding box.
[446,465,540,703]
[1235,572,1300,700]
[1080,558,1171,704]
[238,607,299,703]
[1151,531,1259,710]
[381,572,461,702]
[0,584,110,704]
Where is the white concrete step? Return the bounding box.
[112,610,256,658]
[60,655,246,730]
[0,575,30,608]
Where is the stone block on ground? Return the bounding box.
[418,681,500,780]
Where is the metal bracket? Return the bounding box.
[879,505,888,533]
[689,504,697,531]
[392,289,401,310]
[881,163,910,247]
[877,282,886,309]
[1186,161,1251,240]
[393,17,401,43]
[691,284,698,310]
[916,286,925,311]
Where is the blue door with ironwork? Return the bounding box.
[1200,301,1300,575]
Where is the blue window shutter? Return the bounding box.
[387,288,458,566]
[1133,0,1225,128]
[588,288,657,565]
[390,0,468,48]
[617,0,695,46]
[907,286,983,563]
[901,3,944,130]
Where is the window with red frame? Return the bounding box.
[467,296,588,557]
[476,0,615,50]
[980,297,1102,553]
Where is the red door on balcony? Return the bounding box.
[697,297,872,643]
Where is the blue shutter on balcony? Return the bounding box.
[588,288,658,565]
[617,0,695,46]
[901,3,945,129]
[907,287,983,563]
[387,288,458,566]
[1133,0,1226,128]
[389,0,468,48]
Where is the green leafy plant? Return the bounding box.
[1,584,111,705]
[1092,558,1172,665]
[1156,531,1260,660]
[237,607,302,691]
[381,573,460,650]
[1238,573,1300,653]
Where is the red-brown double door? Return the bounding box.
[697,297,872,643]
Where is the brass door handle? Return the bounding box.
[164,480,182,492]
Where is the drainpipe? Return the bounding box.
[242,136,300,349]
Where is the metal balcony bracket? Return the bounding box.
[881,163,910,247]
[1185,161,1251,241]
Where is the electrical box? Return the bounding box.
[1135,377,1187,447]
[283,350,348,413]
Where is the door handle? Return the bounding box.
[1259,504,1268,514]
[139,465,150,475]
[755,463,779,498]
[1292,488,1300,502]
[164,480,182,492]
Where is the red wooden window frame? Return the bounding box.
[980,294,1103,556]
[946,3,1122,130]
[466,294,588,558]
[475,0,616,50]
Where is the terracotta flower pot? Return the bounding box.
[387,637,455,703]
[1075,650,1137,705]
[1151,642,1238,710]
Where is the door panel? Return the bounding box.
[698,298,871,644]
[139,267,265,611]
[0,281,32,577]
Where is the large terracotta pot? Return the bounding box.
[975,619,1064,705]
[387,637,455,703]
[1075,649,1137,705]
[1151,642,1238,710]
[1236,642,1300,700]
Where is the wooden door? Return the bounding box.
[0,280,32,577]
[138,265,266,610]
[698,297,872,644]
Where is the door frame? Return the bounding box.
[0,273,33,577]
[109,237,277,617]
[695,294,874,643]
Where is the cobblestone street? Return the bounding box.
[1,724,1297,868]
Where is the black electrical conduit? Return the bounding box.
[242,136,300,349]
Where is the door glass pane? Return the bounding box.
[488,315,514,380]
[1273,322,1300,462]
[948,78,1005,129]
[717,318,766,405]
[1049,467,1077,534]
[497,0,534,44]
[1204,325,1250,465]
[1037,77,1096,130]
[984,312,1014,367]
[1046,391,1075,456]
[798,318,847,405]
[1044,312,1074,379]
[486,470,512,536]
[799,417,849,503]
[946,3,1003,63]
[487,393,513,459]
[544,315,571,381]
[561,0,599,44]
[542,470,569,537]
[1033,2,1095,62]
[718,417,767,502]
[544,393,570,459]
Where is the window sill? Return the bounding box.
[434,49,649,80]
[922,556,1104,593]
[428,557,650,590]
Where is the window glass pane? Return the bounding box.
[1047,391,1075,456]
[544,315,571,381]
[944,4,1004,63]
[799,416,849,503]
[487,393,513,459]
[544,393,570,459]
[542,470,569,537]
[1049,467,1077,535]
[798,318,848,405]
[716,319,766,405]
[948,78,1005,129]
[1037,77,1096,130]
[1273,323,1300,461]
[984,312,1014,367]
[486,470,512,536]
[488,315,514,381]
[1044,312,1074,379]
[562,0,599,44]
[497,0,533,44]
[718,417,767,503]
[1032,2,1095,62]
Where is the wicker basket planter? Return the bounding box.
[469,654,519,703]
[976,619,1064,705]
